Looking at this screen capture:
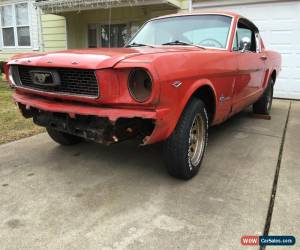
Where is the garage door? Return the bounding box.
[194,1,300,99]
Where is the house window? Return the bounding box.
[100,24,128,48]
[88,26,97,48]
[88,23,132,48]
[0,3,31,47]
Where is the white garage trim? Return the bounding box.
[193,0,299,9]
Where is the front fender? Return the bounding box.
[169,79,217,135]
[144,79,217,145]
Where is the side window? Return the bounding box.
[236,20,257,52]
[238,28,255,51]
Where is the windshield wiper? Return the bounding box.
[126,42,154,48]
[162,40,206,49]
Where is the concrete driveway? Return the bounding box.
[0,100,299,250]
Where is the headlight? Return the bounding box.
[128,69,152,102]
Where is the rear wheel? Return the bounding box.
[163,99,208,180]
[46,127,83,146]
[253,79,274,115]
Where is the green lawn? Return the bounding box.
[0,78,44,144]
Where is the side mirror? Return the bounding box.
[240,37,251,52]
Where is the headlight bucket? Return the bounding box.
[8,66,14,85]
[8,65,18,86]
[128,69,153,103]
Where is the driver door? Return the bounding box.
[232,20,266,113]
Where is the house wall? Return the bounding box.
[41,14,67,51]
[170,0,190,10]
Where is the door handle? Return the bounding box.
[260,55,268,61]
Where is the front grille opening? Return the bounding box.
[14,65,99,97]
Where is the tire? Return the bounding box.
[46,127,83,146]
[253,79,274,115]
[163,98,208,180]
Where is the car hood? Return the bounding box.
[8,47,204,69]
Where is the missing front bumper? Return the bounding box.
[20,104,155,145]
[13,92,171,145]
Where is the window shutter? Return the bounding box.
[29,2,40,51]
[0,30,3,51]
[0,9,2,51]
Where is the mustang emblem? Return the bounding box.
[30,71,60,86]
[33,73,48,84]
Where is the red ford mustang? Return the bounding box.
[6,12,281,180]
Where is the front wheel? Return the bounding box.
[46,127,83,146]
[253,79,274,115]
[163,99,208,180]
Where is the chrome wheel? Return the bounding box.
[188,114,205,168]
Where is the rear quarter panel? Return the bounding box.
[264,50,282,83]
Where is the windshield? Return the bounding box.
[128,15,233,49]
